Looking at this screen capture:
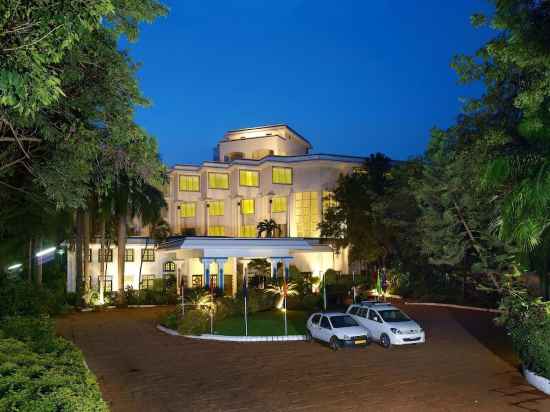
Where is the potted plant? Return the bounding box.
[498,293,550,394]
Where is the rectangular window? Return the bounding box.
[239,170,259,187]
[125,249,134,262]
[239,225,256,237]
[207,226,225,236]
[101,276,113,292]
[322,191,338,211]
[208,200,224,216]
[241,199,255,214]
[124,275,134,288]
[141,275,155,290]
[98,248,113,262]
[192,275,203,288]
[87,248,92,262]
[272,167,292,185]
[179,202,196,218]
[295,192,320,237]
[271,197,287,213]
[141,249,155,262]
[208,172,229,189]
[179,175,200,192]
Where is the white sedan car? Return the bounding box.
[306,312,370,350]
[346,302,425,348]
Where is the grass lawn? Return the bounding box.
[214,310,310,336]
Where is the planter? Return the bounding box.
[524,366,550,395]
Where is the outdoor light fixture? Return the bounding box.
[35,246,56,257]
[7,263,22,271]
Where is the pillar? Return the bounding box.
[203,258,212,289]
[269,258,279,282]
[216,258,227,294]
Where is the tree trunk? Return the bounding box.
[27,237,34,282]
[138,237,148,291]
[117,212,127,303]
[35,238,43,286]
[75,209,84,304]
[98,218,106,303]
[83,209,90,292]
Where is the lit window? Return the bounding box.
[179,175,200,192]
[239,170,259,187]
[272,167,292,185]
[141,275,155,289]
[141,249,155,262]
[98,248,113,262]
[322,191,338,211]
[87,249,92,262]
[124,275,134,288]
[125,249,134,262]
[208,173,229,189]
[163,261,176,273]
[295,192,320,237]
[179,202,196,218]
[208,200,224,216]
[241,199,255,214]
[239,225,256,237]
[192,275,203,287]
[101,276,113,292]
[271,197,287,213]
[207,226,225,236]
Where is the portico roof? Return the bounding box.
[158,236,313,258]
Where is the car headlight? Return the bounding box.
[390,328,402,335]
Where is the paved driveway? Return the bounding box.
[57,305,550,412]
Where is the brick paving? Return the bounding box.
[56,305,550,412]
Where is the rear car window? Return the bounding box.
[311,314,321,325]
[348,306,359,315]
[320,317,331,329]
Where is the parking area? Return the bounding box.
[57,305,550,412]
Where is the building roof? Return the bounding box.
[224,124,312,148]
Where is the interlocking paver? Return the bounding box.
[56,305,550,412]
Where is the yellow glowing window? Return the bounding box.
[241,199,255,214]
[271,197,287,213]
[239,225,256,237]
[208,226,225,236]
[179,202,196,218]
[208,173,229,189]
[272,167,292,185]
[208,201,224,216]
[294,192,320,237]
[179,175,200,192]
[239,170,259,187]
[322,191,338,211]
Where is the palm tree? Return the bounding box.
[138,216,170,290]
[257,219,279,238]
[264,281,299,309]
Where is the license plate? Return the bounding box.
[354,340,366,345]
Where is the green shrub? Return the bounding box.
[0,276,63,317]
[498,294,550,379]
[0,316,58,353]
[216,297,240,320]
[160,312,178,330]
[301,293,321,310]
[177,310,209,335]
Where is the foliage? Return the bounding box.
[177,310,209,336]
[256,219,279,238]
[247,258,270,277]
[263,282,298,309]
[498,293,550,379]
[0,317,108,411]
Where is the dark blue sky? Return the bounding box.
[128,0,494,166]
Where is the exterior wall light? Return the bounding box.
[35,246,56,257]
[7,263,22,271]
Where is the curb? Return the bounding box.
[156,325,306,342]
[79,304,168,312]
[404,302,501,313]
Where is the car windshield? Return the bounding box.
[378,309,410,322]
[330,315,358,328]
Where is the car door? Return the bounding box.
[366,309,383,339]
[309,314,322,339]
[318,316,333,343]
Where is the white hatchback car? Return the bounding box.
[306,312,370,350]
[346,302,425,348]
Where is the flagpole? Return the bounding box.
[210,278,214,334]
[283,263,288,336]
[352,271,356,304]
[244,266,248,337]
[322,271,327,311]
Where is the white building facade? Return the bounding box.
[67,125,363,295]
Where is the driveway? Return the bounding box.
[57,305,550,412]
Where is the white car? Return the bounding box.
[306,312,370,350]
[346,302,425,348]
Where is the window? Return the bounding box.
[320,316,331,329]
[87,249,92,262]
[125,249,134,262]
[179,175,200,192]
[179,202,196,218]
[192,275,203,288]
[101,276,112,292]
[239,225,256,237]
[272,167,292,184]
[348,306,359,315]
[141,275,155,290]
[322,191,338,211]
[208,200,224,216]
[210,274,218,289]
[295,192,320,237]
[98,248,113,262]
[207,226,225,236]
[357,308,368,318]
[271,197,287,213]
[311,314,321,325]
[208,172,229,189]
[141,249,155,262]
[241,199,255,214]
[124,275,134,288]
[163,261,176,273]
[368,310,381,323]
[239,170,259,187]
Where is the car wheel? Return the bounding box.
[380,333,391,349]
[305,330,313,342]
[329,336,340,351]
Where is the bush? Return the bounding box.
[498,294,550,379]
[301,293,321,310]
[0,316,58,353]
[0,276,64,317]
[177,310,209,335]
[160,312,178,330]
[216,297,240,320]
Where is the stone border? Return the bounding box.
[524,366,550,395]
[80,304,168,312]
[404,302,501,313]
[156,325,306,342]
